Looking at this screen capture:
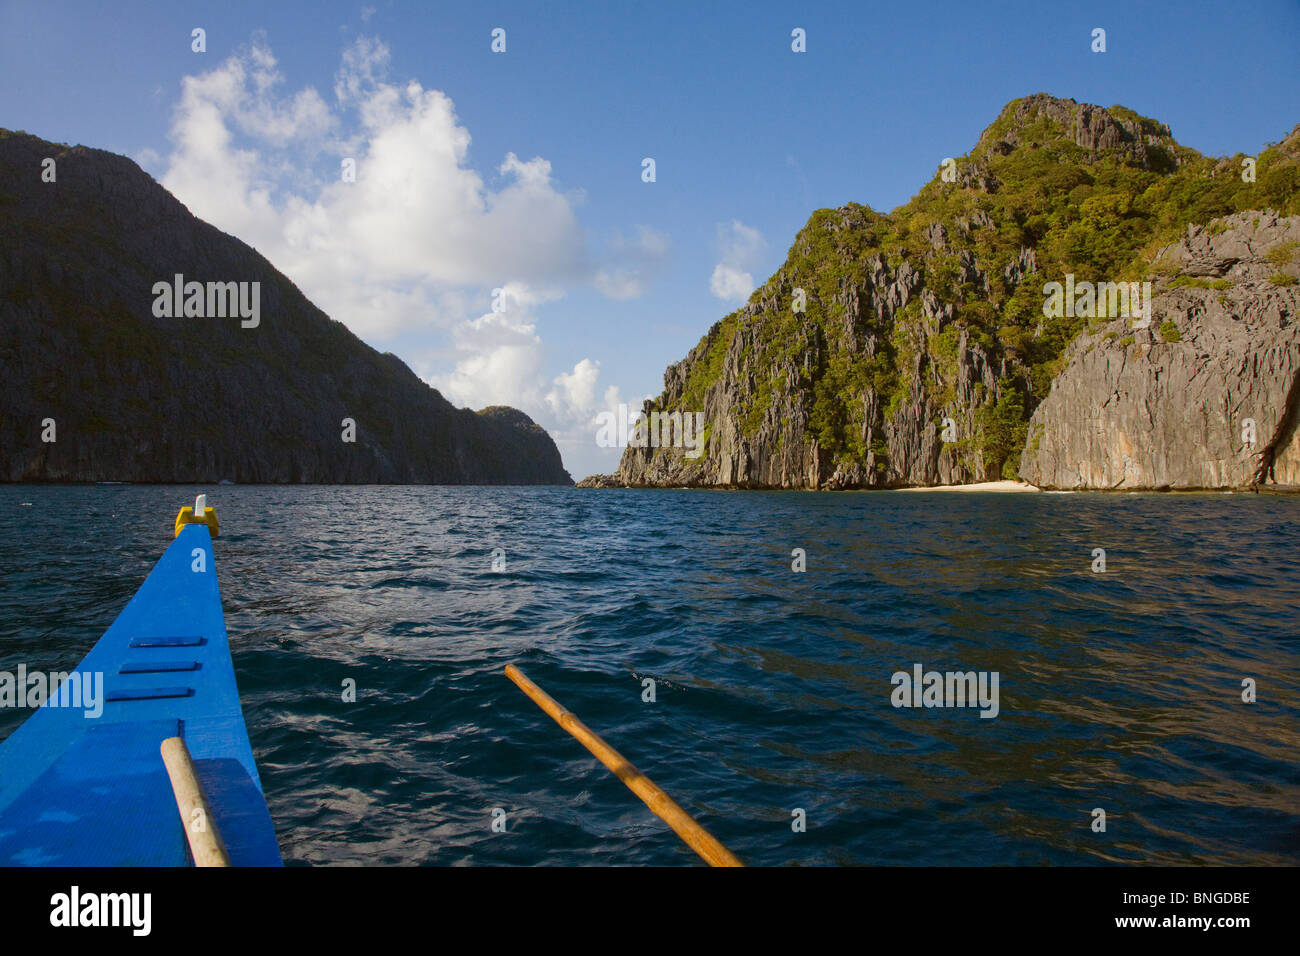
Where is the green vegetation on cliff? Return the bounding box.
[654,95,1300,482]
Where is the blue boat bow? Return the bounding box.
[0,499,282,866]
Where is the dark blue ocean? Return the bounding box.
[1,485,1298,866]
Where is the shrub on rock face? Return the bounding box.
[975,379,1029,480]
[1265,240,1300,266]
[1159,319,1182,342]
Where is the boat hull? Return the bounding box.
[0,524,281,865]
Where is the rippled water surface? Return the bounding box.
[1,485,1298,865]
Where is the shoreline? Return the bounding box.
[892,480,1041,493]
[574,478,1299,493]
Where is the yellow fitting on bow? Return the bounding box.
[174,495,220,538]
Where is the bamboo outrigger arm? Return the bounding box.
[161,736,232,867]
[505,664,743,867]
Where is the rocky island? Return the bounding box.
[581,95,1300,491]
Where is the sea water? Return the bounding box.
[1,485,1297,866]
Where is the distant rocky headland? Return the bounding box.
[0,130,572,484]
[580,95,1300,491]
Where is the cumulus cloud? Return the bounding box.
[709,263,755,301]
[430,308,642,477]
[428,283,558,412]
[546,368,650,474]
[709,219,765,302]
[162,35,592,343]
[154,34,665,477]
[547,358,601,420]
[433,310,616,419]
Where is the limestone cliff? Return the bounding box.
[0,130,572,484]
[581,95,1300,490]
[1019,212,1300,489]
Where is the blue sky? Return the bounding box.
[2,0,1298,478]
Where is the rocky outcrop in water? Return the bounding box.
[581,96,1300,491]
[0,130,572,484]
[584,236,1001,489]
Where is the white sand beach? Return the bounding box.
[894,480,1041,493]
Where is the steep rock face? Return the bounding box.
[584,96,1300,490]
[1019,212,1300,489]
[0,131,572,484]
[602,231,1003,489]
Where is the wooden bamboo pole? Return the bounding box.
[504,664,742,867]
[160,736,232,867]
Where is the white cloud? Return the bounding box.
[709,263,755,301]
[547,358,601,420]
[429,309,640,479]
[429,282,559,412]
[709,219,765,302]
[155,34,662,478]
[546,371,653,478]
[334,34,389,106]
[160,35,587,340]
[435,313,545,411]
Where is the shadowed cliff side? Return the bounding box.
[0,130,572,484]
